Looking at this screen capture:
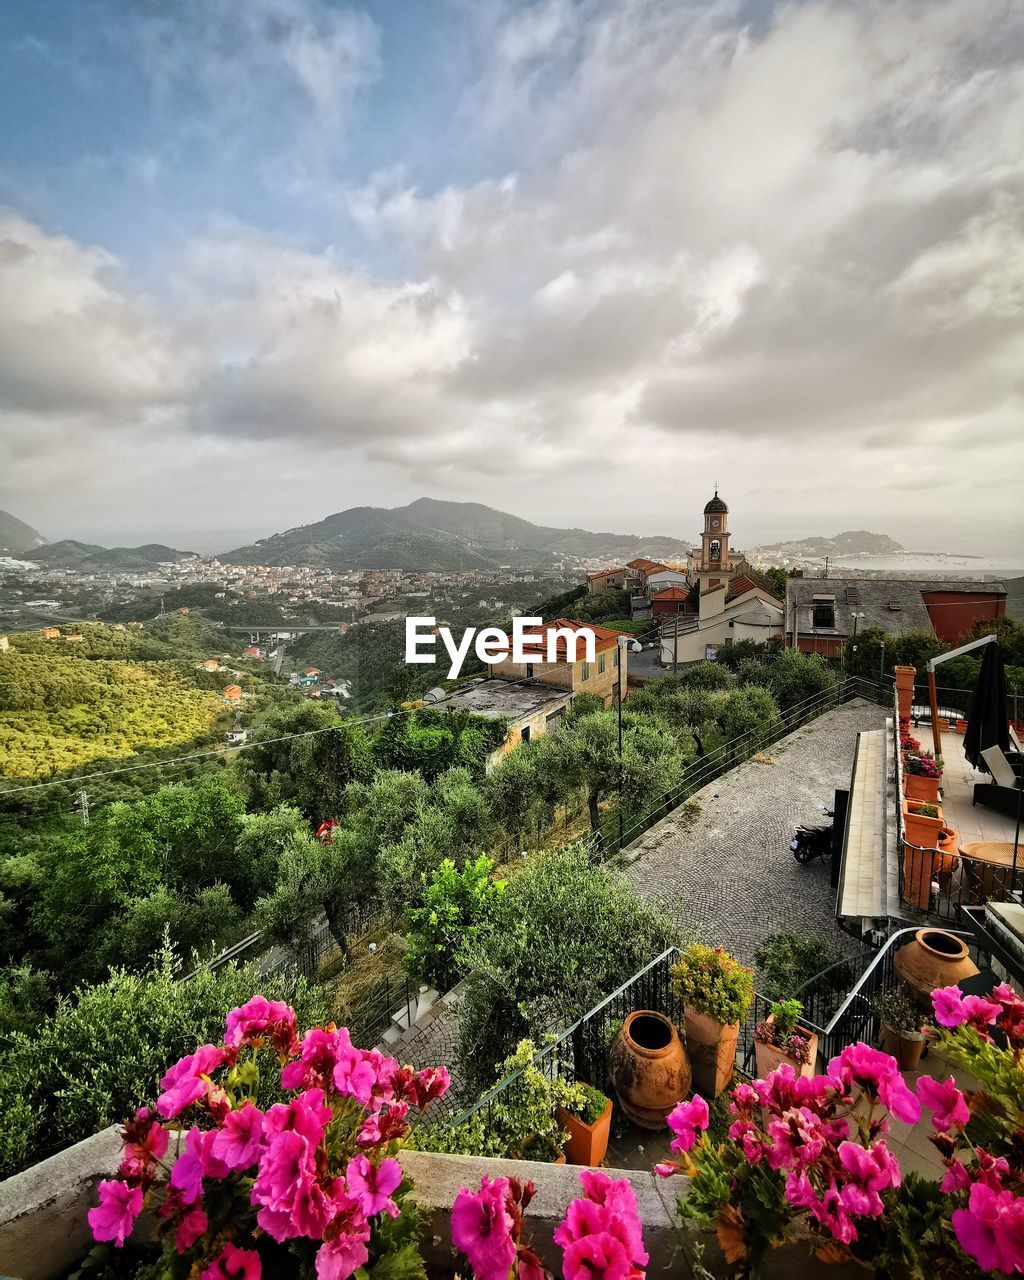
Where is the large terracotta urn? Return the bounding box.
[894,929,979,1008]
[608,1011,691,1130]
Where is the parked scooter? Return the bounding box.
[790,804,834,865]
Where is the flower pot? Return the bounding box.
[556,1099,613,1167]
[901,843,936,909]
[905,773,940,805]
[880,1024,925,1071]
[894,929,979,1009]
[894,666,916,723]
[902,802,944,850]
[753,1018,818,1080]
[954,720,967,734]
[684,1006,739,1098]
[608,1011,691,1130]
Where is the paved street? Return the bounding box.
[619,698,889,964]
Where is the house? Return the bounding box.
[305,668,321,678]
[201,658,220,672]
[784,578,1008,657]
[587,568,627,595]
[423,679,573,771]
[487,618,627,707]
[243,645,262,659]
[657,491,786,666]
[39,627,59,640]
[223,684,243,704]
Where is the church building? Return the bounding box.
[657,489,785,667]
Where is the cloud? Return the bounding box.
[2,0,1023,551]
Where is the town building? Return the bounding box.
[423,680,573,771]
[487,618,627,707]
[784,578,1007,657]
[586,567,627,595]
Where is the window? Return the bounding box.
[613,649,619,666]
[521,725,531,743]
[525,663,534,679]
[582,662,590,681]
[812,598,836,628]
[709,538,721,562]
[598,653,606,674]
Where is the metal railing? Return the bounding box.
[598,675,891,858]
[445,945,683,1131]
[898,836,1024,924]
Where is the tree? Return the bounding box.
[457,843,678,1088]
[546,710,619,833]
[404,856,505,992]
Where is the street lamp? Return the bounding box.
[616,633,643,848]
[848,611,865,675]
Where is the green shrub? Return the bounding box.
[671,944,754,1025]
[754,930,851,1002]
[456,843,678,1089]
[403,856,505,992]
[0,943,328,1179]
[562,1081,611,1125]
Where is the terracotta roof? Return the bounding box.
[625,558,667,573]
[587,568,624,580]
[496,617,621,659]
[726,573,780,603]
[651,586,691,601]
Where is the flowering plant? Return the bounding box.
[671,944,754,1026]
[926,982,1024,1274]
[754,999,812,1064]
[87,995,450,1279]
[900,732,922,753]
[659,1045,924,1273]
[903,751,942,779]
[451,1168,647,1280]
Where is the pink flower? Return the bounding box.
[88,1180,143,1248]
[121,1106,169,1175]
[174,1203,209,1253]
[941,1160,972,1193]
[316,1225,372,1280]
[281,1027,352,1092]
[225,995,298,1054]
[211,1103,265,1170]
[333,1047,378,1107]
[262,1089,332,1146]
[931,986,965,1028]
[562,1232,634,1280]
[451,1176,517,1280]
[355,1101,409,1148]
[666,1095,710,1154]
[200,1241,262,1280]
[952,1183,1024,1274]
[961,995,1003,1040]
[345,1154,402,1219]
[829,1044,920,1124]
[807,1185,858,1244]
[917,1075,970,1132]
[157,1044,228,1119]
[407,1065,451,1108]
[554,1172,647,1273]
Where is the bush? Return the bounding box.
[456,843,678,1089]
[670,944,754,1025]
[0,943,328,1179]
[754,930,851,1002]
[403,856,505,993]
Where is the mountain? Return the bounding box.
[28,541,196,571]
[750,531,904,559]
[0,510,47,556]
[219,498,694,571]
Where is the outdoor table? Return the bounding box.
[960,841,1022,904]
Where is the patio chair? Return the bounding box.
[973,746,1023,818]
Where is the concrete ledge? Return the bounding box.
[0,1133,867,1279]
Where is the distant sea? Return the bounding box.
[832,554,1022,579]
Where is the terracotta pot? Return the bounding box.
[894,666,916,723]
[955,720,967,734]
[608,1011,691,1130]
[684,1006,739,1098]
[905,773,941,805]
[902,802,944,850]
[901,844,936,909]
[880,1025,926,1071]
[894,929,979,1008]
[753,1018,818,1080]
[556,1098,613,1167]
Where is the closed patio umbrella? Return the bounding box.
[965,640,1010,772]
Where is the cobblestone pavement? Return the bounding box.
[619,698,889,964]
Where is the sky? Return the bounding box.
[0,0,1022,556]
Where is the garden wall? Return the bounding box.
[0,1128,866,1279]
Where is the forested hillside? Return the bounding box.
[0,618,262,778]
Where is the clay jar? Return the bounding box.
[608,1011,691,1130]
[894,929,979,1008]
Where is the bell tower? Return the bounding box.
[696,487,731,617]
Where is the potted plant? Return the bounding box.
[556,1081,613,1167]
[903,751,943,804]
[671,944,754,1097]
[902,798,944,849]
[872,986,926,1070]
[753,998,818,1079]
[902,801,946,908]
